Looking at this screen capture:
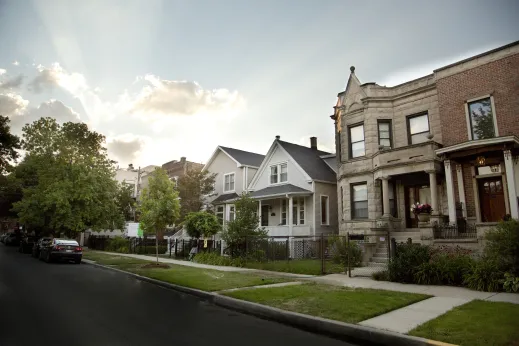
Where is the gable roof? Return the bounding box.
[219,146,265,167]
[250,184,312,199]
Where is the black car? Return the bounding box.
[4,232,20,246]
[19,235,37,254]
[32,237,52,258]
[39,238,82,264]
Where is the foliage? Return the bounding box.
[184,211,221,239]
[463,259,503,292]
[136,245,167,255]
[484,220,519,276]
[11,118,124,236]
[502,273,519,293]
[221,193,267,257]
[470,98,495,140]
[117,183,136,221]
[105,236,130,253]
[411,202,432,214]
[372,271,389,281]
[139,168,180,262]
[194,252,246,267]
[176,169,217,222]
[388,243,430,283]
[0,115,21,174]
[329,236,362,267]
[414,249,475,286]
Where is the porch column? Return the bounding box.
[288,196,294,236]
[381,176,390,217]
[258,200,262,227]
[456,164,467,218]
[504,150,519,219]
[426,170,439,215]
[444,160,457,224]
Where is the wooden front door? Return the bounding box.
[478,177,506,222]
[261,205,269,226]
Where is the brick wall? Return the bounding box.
[436,53,519,147]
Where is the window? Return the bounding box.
[216,206,224,225]
[407,113,430,144]
[229,205,235,222]
[351,183,368,219]
[299,198,305,225]
[378,120,392,148]
[280,198,305,225]
[467,97,496,140]
[349,124,365,158]
[321,196,329,225]
[224,173,235,192]
[270,163,288,184]
[281,199,287,225]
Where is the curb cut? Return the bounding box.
[82,260,456,346]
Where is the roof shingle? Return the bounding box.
[220,146,265,167]
[250,184,312,198]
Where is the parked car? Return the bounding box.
[39,238,82,264]
[32,237,52,258]
[0,233,7,243]
[19,235,37,254]
[4,232,21,246]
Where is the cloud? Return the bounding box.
[28,63,88,94]
[129,74,246,117]
[12,61,20,66]
[0,69,5,75]
[0,93,29,116]
[8,99,81,133]
[106,134,146,166]
[0,74,24,90]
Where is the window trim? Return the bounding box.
[216,205,225,226]
[223,172,236,192]
[320,195,329,225]
[350,182,368,220]
[464,95,499,141]
[377,119,393,149]
[348,122,365,159]
[406,112,430,145]
[280,199,287,225]
[227,204,235,222]
[269,162,288,185]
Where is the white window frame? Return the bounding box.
[223,172,235,192]
[227,204,235,222]
[298,197,305,225]
[320,195,329,225]
[349,123,365,158]
[280,197,306,225]
[216,205,224,226]
[269,162,288,185]
[280,199,287,225]
[464,95,499,141]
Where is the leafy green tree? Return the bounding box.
[117,183,136,221]
[139,168,180,262]
[12,118,124,237]
[177,169,216,222]
[0,115,21,174]
[221,193,267,257]
[471,99,495,140]
[184,211,221,239]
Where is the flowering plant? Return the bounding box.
[411,202,432,215]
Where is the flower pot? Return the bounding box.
[417,213,430,222]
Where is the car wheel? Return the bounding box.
[74,259,81,264]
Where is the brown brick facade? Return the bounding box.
[437,53,519,147]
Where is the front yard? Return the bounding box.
[241,259,344,275]
[409,300,519,346]
[83,251,289,292]
[223,283,430,324]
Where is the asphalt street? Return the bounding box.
[0,244,360,346]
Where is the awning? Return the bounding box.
[436,135,519,156]
[211,193,239,204]
[250,184,312,199]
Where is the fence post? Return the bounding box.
[182,239,184,258]
[320,233,325,275]
[386,230,390,262]
[169,238,172,258]
[302,238,305,259]
[286,237,289,263]
[347,232,351,278]
[174,239,178,257]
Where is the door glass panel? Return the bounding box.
[495,180,502,192]
[489,181,495,193]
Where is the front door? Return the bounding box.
[261,205,269,226]
[478,177,506,222]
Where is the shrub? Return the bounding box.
[372,270,389,281]
[484,220,519,275]
[329,236,362,267]
[105,236,130,253]
[503,273,519,293]
[193,252,245,267]
[184,211,221,239]
[463,259,503,292]
[135,245,167,255]
[388,243,430,283]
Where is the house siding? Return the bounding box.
[205,150,244,204]
[314,182,338,235]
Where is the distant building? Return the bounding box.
[162,157,204,183]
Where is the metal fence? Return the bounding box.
[433,222,477,239]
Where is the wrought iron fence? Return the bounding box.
[433,223,477,239]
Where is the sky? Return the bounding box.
[0,0,518,168]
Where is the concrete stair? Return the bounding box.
[369,244,389,264]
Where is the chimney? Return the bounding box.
[180,157,186,164]
[275,135,280,140]
[310,137,317,150]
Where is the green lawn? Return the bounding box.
[409,300,519,346]
[83,251,288,292]
[224,283,430,324]
[242,259,344,275]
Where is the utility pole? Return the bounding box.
[134,166,142,222]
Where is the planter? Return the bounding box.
[417,213,431,222]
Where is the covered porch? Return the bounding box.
[250,184,314,237]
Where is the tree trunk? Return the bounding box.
[155,229,159,263]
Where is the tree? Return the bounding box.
[0,115,21,174]
[471,99,495,140]
[139,168,180,263]
[221,193,267,257]
[117,183,137,221]
[184,211,221,239]
[177,169,216,222]
[11,118,125,237]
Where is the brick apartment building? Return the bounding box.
[332,40,519,241]
[162,157,204,182]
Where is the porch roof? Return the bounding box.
[250,184,312,199]
[436,135,519,156]
[211,192,239,204]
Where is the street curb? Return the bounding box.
[82,260,456,346]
